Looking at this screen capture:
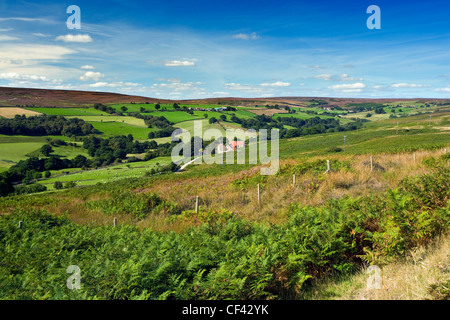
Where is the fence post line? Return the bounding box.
[195,196,199,213]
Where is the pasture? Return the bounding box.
[26,107,110,116]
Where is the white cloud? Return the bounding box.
[260,81,291,87]
[232,32,260,40]
[0,44,74,60]
[163,60,195,67]
[340,74,363,81]
[79,71,104,81]
[152,79,204,92]
[315,73,363,81]
[0,35,19,41]
[0,72,62,84]
[0,28,13,32]
[435,86,450,92]
[314,74,332,80]
[32,33,48,37]
[328,82,366,92]
[225,83,262,92]
[55,34,93,43]
[89,81,141,88]
[0,17,50,23]
[391,83,430,88]
[80,65,95,70]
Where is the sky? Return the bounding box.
[0,0,449,99]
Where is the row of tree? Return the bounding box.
[0,115,95,137]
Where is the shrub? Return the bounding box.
[53,181,63,190]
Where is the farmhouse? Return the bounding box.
[217,140,245,153]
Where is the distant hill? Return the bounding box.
[0,86,448,108]
[0,87,173,107]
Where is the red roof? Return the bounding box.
[229,141,244,149]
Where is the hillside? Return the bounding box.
[1,86,449,108]
[0,86,449,301]
[0,87,173,107]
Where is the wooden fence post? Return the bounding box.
[257,184,260,205]
[370,156,373,172]
[195,196,199,213]
[413,153,416,164]
[18,221,23,229]
[293,174,296,187]
[113,218,117,227]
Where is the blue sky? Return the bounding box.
[0,0,449,99]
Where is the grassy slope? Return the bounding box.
[0,105,449,300]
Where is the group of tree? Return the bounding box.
[82,134,157,164]
[93,103,120,115]
[230,114,367,139]
[0,115,96,137]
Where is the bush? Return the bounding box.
[53,181,63,190]
[64,181,76,189]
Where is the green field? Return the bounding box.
[65,115,147,127]
[143,111,202,123]
[173,119,257,142]
[40,156,173,189]
[0,142,45,162]
[88,121,151,140]
[27,107,110,116]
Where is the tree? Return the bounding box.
[121,106,128,113]
[155,104,161,110]
[54,181,63,190]
[204,114,208,118]
[44,170,51,178]
[219,115,227,122]
[209,117,218,124]
[65,181,76,189]
[41,144,53,156]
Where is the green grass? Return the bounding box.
[25,144,90,159]
[272,112,354,124]
[40,156,173,190]
[88,121,151,140]
[0,134,76,170]
[26,107,110,116]
[173,119,257,142]
[65,116,147,127]
[0,142,46,163]
[143,111,201,123]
